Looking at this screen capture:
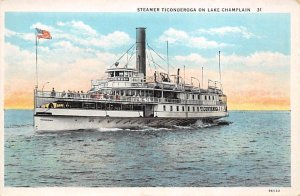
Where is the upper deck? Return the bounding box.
[34,88,227,109]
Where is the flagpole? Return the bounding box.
[35,33,38,89]
[34,32,38,126]
[167,40,169,76]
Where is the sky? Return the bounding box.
[4,12,290,110]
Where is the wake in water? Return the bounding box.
[95,126,173,132]
[10,119,232,134]
[176,119,232,129]
[94,120,232,133]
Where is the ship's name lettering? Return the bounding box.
[200,107,219,111]
[137,8,198,12]
[137,7,252,13]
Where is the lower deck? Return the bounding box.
[35,104,228,118]
[34,114,226,132]
[34,107,228,132]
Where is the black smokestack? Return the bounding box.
[136,27,146,78]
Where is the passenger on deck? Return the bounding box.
[61,90,66,97]
[51,88,56,97]
[67,90,71,97]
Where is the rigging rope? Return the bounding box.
[146,48,153,75]
[124,45,136,68]
[147,42,175,70]
[108,41,174,72]
[147,46,166,71]
[147,43,168,64]
[110,44,135,68]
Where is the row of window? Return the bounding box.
[189,94,216,101]
[109,71,135,78]
[163,105,223,112]
[43,102,143,111]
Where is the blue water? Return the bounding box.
[4,110,290,187]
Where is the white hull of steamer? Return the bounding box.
[34,108,228,132]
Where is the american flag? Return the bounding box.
[36,28,52,39]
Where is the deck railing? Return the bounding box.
[36,90,222,105]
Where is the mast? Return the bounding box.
[218,51,223,91]
[167,40,169,76]
[201,66,203,89]
[219,51,222,84]
[184,65,185,86]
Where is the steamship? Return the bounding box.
[34,27,228,132]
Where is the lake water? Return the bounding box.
[4,110,290,187]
